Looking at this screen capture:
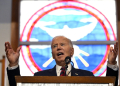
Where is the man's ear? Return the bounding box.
[70,47,74,57]
[51,51,55,59]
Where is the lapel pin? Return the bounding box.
[75,73,78,75]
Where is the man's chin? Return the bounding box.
[56,60,66,66]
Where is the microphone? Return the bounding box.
[65,56,71,64]
[65,56,74,76]
[64,56,71,76]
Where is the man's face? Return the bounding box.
[51,36,74,66]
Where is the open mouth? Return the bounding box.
[57,52,64,56]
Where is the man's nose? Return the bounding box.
[57,45,62,50]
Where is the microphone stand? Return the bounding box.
[65,64,68,76]
[66,61,74,76]
[64,56,74,76]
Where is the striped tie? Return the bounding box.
[60,67,66,76]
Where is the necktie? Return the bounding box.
[60,67,66,76]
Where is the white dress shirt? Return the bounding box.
[8,64,19,70]
[56,63,72,76]
[107,61,118,71]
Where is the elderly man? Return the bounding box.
[5,36,118,86]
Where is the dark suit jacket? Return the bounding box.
[106,67,118,86]
[7,65,118,86]
[34,65,93,76]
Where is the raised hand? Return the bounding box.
[108,41,118,65]
[5,42,21,67]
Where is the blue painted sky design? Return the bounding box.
[24,8,110,76]
[30,8,109,41]
[30,44,107,72]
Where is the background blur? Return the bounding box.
[0,0,120,86]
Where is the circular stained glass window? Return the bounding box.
[20,1,116,76]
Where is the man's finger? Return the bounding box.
[113,49,117,58]
[6,49,11,57]
[110,47,113,52]
[114,44,118,53]
[5,42,8,52]
[16,47,21,53]
[5,42,11,52]
[6,49,8,56]
[7,42,12,49]
[114,41,118,50]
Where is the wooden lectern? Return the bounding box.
[15,76,116,86]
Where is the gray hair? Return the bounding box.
[51,36,73,48]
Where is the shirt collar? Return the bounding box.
[56,63,72,72]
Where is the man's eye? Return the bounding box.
[61,44,64,46]
[53,45,57,48]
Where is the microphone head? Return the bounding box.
[65,56,71,64]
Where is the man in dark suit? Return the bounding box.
[5,36,118,86]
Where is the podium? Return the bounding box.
[15,76,116,86]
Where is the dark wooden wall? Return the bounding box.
[11,0,19,51]
[116,0,120,21]
[116,0,120,85]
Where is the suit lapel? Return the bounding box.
[51,65,79,76]
[49,65,57,76]
[49,65,81,76]
[71,66,80,76]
